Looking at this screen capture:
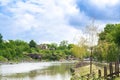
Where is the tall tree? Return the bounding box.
[85,20,98,74]
[72,36,88,60]
[59,40,68,49]
[112,24,120,46]
[97,23,120,62]
[29,40,37,48]
[0,33,3,43]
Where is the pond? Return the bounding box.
[0,62,75,80]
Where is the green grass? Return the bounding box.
[115,77,120,80]
[71,63,120,80]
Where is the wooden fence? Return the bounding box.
[79,61,120,80]
[98,61,119,79]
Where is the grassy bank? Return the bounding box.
[71,62,120,80]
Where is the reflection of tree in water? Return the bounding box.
[1,73,28,80]
[44,63,73,75]
[3,63,74,80]
[29,70,37,80]
[28,63,74,78]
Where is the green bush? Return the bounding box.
[0,56,8,62]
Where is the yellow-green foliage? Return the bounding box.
[115,77,120,80]
[0,56,8,62]
[71,44,87,59]
[97,42,110,60]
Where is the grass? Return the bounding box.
[71,62,120,80]
[115,77,120,80]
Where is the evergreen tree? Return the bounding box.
[0,33,3,43]
[29,40,37,48]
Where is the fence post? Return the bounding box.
[98,69,101,78]
[86,74,89,80]
[118,61,120,77]
[115,62,117,76]
[116,61,119,77]
[104,66,107,79]
[109,62,113,78]
[118,61,119,77]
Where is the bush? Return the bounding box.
[0,56,8,62]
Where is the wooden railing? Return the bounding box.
[98,61,119,79]
[78,61,120,80]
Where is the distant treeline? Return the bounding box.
[0,34,76,62]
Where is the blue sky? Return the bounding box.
[0,0,120,43]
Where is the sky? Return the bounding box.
[0,0,120,44]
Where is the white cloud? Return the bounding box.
[90,0,119,9]
[0,0,12,6]
[1,0,118,44]
[0,0,86,43]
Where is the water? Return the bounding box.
[0,62,74,80]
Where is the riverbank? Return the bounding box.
[70,64,103,80]
[70,62,120,80]
[0,60,77,65]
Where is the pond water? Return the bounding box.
[0,62,74,80]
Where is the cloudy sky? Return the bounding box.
[0,0,120,43]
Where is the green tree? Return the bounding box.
[48,43,58,50]
[97,23,120,62]
[71,37,88,60]
[72,45,87,60]
[0,33,3,43]
[112,24,120,46]
[99,24,115,43]
[29,40,37,48]
[59,40,68,49]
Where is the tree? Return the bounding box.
[72,45,87,60]
[110,24,120,61]
[98,24,120,62]
[99,24,115,43]
[72,37,88,60]
[48,43,58,50]
[68,44,74,49]
[94,42,110,62]
[112,24,120,46]
[29,40,37,48]
[85,20,98,74]
[59,40,68,49]
[0,33,3,43]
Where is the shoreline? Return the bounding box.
[0,60,77,65]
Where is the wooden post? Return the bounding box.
[116,61,119,77]
[87,74,89,80]
[115,61,119,76]
[98,69,101,78]
[90,47,93,74]
[115,62,117,76]
[104,66,107,79]
[118,61,119,77]
[109,62,113,78]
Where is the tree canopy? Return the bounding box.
[29,40,37,48]
[0,33,3,43]
[94,23,120,62]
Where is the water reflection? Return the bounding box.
[0,62,74,80]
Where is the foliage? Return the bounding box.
[59,40,68,49]
[71,44,87,59]
[29,40,37,48]
[95,23,120,62]
[0,33,3,43]
[112,24,120,46]
[0,56,8,62]
[0,34,75,62]
[71,36,89,60]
